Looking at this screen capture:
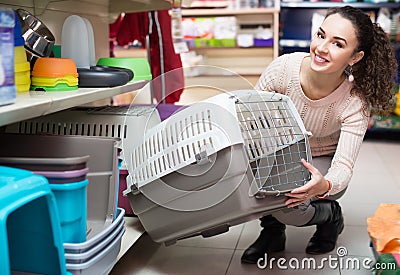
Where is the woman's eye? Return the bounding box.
[334,42,343,48]
[317,32,324,39]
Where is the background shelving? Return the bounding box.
[180,4,280,97]
[181,6,280,68]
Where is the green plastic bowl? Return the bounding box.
[96,57,152,82]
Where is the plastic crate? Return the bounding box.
[0,156,89,172]
[34,167,89,184]
[63,208,125,254]
[66,215,125,275]
[118,168,134,216]
[63,208,125,271]
[0,166,69,275]
[65,218,124,264]
[124,90,312,245]
[5,105,161,165]
[50,179,89,243]
[0,134,120,234]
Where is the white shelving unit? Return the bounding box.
[181,4,280,70]
[0,81,148,128]
[179,3,280,99]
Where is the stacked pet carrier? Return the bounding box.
[3,105,161,273]
[123,90,312,245]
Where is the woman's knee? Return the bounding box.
[272,203,316,226]
[270,188,347,226]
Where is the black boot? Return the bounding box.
[241,215,286,264]
[304,200,344,255]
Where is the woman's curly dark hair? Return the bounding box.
[326,6,398,115]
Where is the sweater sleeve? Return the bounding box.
[255,54,290,94]
[325,97,370,195]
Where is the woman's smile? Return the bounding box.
[313,53,329,64]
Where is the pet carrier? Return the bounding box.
[123,89,312,245]
[5,105,161,155]
[4,105,161,228]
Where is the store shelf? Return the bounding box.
[180,4,280,84]
[279,39,310,48]
[281,1,400,9]
[191,47,273,75]
[109,0,172,15]
[181,7,279,16]
[0,81,148,128]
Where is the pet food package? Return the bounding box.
[0,7,16,106]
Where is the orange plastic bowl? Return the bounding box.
[32,57,78,78]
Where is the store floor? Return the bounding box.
[110,137,400,275]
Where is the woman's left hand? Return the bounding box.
[285,159,330,208]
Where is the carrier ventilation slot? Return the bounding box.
[18,121,128,139]
[131,109,215,185]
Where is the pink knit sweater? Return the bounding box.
[255,52,370,195]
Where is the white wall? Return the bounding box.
[0,0,110,60]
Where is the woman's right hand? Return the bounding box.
[284,159,330,208]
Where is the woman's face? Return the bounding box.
[309,13,363,75]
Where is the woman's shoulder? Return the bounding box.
[270,52,308,72]
[278,52,309,62]
[339,92,370,120]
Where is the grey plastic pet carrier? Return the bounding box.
[123,90,312,245]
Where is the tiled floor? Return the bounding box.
[110,137,400,274]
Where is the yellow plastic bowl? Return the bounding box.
[16,83,31,93]
[14,45,28,64]
[15,70,31,93]
[14,61,30,73]
[15,70,31,84]
[31,75,78,87]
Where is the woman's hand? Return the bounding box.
[285,159,330,208]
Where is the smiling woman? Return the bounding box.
[303,13,364,100]
[241,5,398,264]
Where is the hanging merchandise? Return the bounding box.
[109,13,124,57]
[116,10,185,104]
[171,7,189,54]
[376,8,392,35]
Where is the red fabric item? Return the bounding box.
[116,12,148,47]
[109,14,124,57]
[109,14,123,39]
[115,11,184,103]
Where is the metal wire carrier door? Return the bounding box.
[235,90,312,197]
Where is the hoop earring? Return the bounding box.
[345,66,354,82]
